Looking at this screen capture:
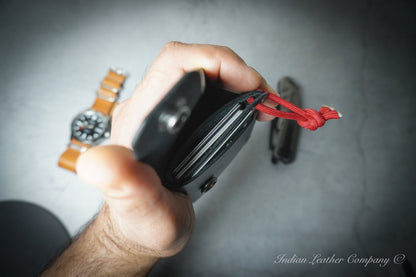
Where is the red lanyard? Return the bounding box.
[248,91,342,131]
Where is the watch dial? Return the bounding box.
[72,111,107,143]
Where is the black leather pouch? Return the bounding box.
[132,70,267,201]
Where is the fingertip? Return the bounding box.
[256,98,279,121]
[255,78,279,121]
[258,78,279,96]
[76,145,165,202]
[257,112,275,121]
[76,145,132,190]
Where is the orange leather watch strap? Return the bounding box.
[92,97,114,116]
[58,147,82,172]
[93,69,127,116]
[108,70,126,83]
[58,139,90,172]
[70,138,90,148]
[58,68,128,172]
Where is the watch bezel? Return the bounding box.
[70,109,110,145]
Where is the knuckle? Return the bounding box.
[219,45,236,56]
[161,41,183,54]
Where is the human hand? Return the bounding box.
[46,42,277,276]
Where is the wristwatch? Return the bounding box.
[58,68,128,172]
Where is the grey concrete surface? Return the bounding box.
[0,0,415,276]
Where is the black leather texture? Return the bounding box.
[132,71,267,201]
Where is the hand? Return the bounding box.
[111,42,277,147]
[79,42,277,255]
[44,42,277,276]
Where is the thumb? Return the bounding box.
[76,145,194,256]
[76,145,168,218]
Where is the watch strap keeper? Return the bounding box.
[58,139,89,172]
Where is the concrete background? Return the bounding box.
[0,0,415,276]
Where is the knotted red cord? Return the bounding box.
[247,91,341,131]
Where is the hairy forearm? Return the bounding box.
[42,205,159,277]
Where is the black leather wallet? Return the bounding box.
[132,70,267,202]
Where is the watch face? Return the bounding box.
[71,110,109,144]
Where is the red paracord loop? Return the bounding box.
[247,91,342,131]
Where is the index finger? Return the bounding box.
[131,42,276,120]
[111,42,277,147]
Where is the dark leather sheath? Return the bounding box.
[132,70,267,202]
